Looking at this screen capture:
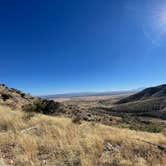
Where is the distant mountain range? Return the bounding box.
[41,88,144,99]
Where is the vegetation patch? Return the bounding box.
[22,99,62,115]
[0,94,12,101]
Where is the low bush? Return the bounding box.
[0,94,12,101]
[20,93,26,98]
[22,99,61,115]
[72,115,82,124]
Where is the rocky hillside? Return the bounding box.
[0,84,36,109]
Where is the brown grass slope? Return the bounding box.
[0,105,166,166]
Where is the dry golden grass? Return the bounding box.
[0,105,166,166]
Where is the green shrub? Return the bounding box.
[22,98,61,115]
[20,93,26,98]
[1,94,12,101]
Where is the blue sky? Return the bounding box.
[0,0,166,95]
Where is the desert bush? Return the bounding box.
[72,115,82,124]
[22,99,61,115]
[0,94,12,101]
[20,93,26,98]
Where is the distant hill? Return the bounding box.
[111,84,166,120]
[116,84,166,104]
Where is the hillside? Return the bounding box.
[0,85,166,165]
[0,105,165,166]
[107,85,166,120]
[0,85,122,129]
[116,84,166,104]
[0,84,166,133]
[0,84,36,110]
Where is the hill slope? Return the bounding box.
[111,84,166,120]
[0,84,36,109]
[1,84,166,132]
[0,85,166,165]
[116,84,166,104]
[0,105,165,166]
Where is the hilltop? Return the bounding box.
[0,84,36,109]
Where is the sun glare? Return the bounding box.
[144,2,166,46]
[126,0,166,46]
[158,9,166,28]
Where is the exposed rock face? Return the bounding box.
[0,84,36,109]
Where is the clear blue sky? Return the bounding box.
[0,0,166,95]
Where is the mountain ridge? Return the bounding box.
[41,88,142,99]
[111,84,166,120]
[116,84,166,104]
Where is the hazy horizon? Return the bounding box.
[0,0,166,95]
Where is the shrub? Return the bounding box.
[22,98,61,115]
[20,93,26,98]
[1,94,12,101]
[72,115,82,124]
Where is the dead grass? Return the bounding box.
[0,105,165,166]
